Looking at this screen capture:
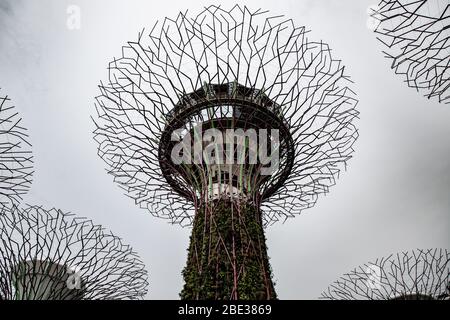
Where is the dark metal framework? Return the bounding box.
[158,82,295,204]
[0,91,33,206]
[321,248,450,300]
[93,5,358,299]
[0,204,149,300]
[372,0,449,103]
[93,4,359,226]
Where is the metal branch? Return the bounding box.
[372,0,449,104]
[0,204,149,300]
[93,5,359,227]
[0,90,33,206]
[321,248,450,300]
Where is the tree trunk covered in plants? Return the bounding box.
[180,200,276,300]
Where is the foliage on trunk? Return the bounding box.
[180,200,276,300]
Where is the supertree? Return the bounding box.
[370,0,449,104]
[0,90,33,206]
[0,204,149,300]
[321,248,450,300]
[93,5,358,299]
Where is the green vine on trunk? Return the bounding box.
[180,200,277,300]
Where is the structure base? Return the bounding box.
[181,200,276,300]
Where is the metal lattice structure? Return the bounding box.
[371,0,449,104]
[0,91,33,206]
[94,5,359,226]
[321,248,450,300]
[0,204,149,300]
[93,5,358,299]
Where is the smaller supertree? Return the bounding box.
[371,0,449,104]
[0,91,33,206]
[321,248,450,300]
[0,204,149,300]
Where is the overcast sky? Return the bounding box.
[0,0,449,299]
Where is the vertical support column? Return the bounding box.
[181,199,276,300]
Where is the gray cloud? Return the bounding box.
[0,0,448,300]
